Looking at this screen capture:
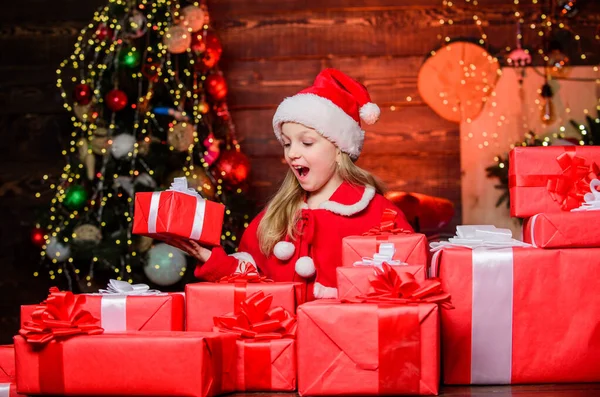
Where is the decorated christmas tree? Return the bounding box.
[32,0,253,291]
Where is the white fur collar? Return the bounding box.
[300,185,376,216]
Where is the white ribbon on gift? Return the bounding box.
[147,177,207,240]
[351,242,407,269]
[429,225,531,384]
[0,384,11,397]
[571,178,600,212]
[92,279,165,332]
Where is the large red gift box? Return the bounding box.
[342,233,428,268]
[432,246,600,384]
[21,293,184,332]
[509,146,600,217]
[14,331,237,396]
[523,211,600,248]
[297,300,439,396]
[336,265,426,300]
[186,281,304,331]
[133,178,225,246]
[0,345,14,383]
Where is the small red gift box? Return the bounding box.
[133,177,225,246]
[432,245,600,384]
[509,146,600,217]
[336,264,426,300]
[186,280,304,332]
[0,345,15,383]
[523,211,600,248]
[21,292,184,332]
[15,331,237,396]
[297,300,440,396]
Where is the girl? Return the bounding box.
[170,68,413,300]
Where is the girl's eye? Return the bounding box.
[302,142,313,147]
[283,143,291,148]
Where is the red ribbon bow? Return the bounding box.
[363,209,411,236]
[345,263,453,309]
[214,291,297,340]
[547,152,600,211]
[217,262,273,283]
[19,287,104,346]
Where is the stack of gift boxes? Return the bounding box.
[2,150,600,397]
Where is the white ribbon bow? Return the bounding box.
[430,225,531,252]
[168,177,199,197]
[352,242,407,269]
[98,279,164,296]
[571,179,600,212]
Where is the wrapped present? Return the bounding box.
[186,265,304,331]
[214,291,297,391]
[15,288,236,396]
[342,218,427,269]
[523,180,600,248]
[21,280,184,332]
[0,345,14,383]
[133,177,224,246]
[509,146,600,217]
[430,226,600,384]
[297,265,450,396]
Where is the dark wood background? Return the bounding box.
[1,0,598,343]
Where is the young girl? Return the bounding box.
[171,68,413,300]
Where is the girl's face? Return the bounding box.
[281,122,340,193]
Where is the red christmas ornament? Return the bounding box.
[202,30,222,68]
[31,227,46,247]
[190,31,206,55]
[205,74,228,101]
[214,148,250,186]
[105,89,128,111]
[95,24,112,41]
[73,84,93,105]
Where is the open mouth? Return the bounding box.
[294,166,310,179]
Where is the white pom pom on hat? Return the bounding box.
[295,256,316,278]
[273,241,295,261]
[272,68,380,161]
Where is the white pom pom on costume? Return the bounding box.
[295,256,316,278]
[273,241,295,261]
[359,102,381,125]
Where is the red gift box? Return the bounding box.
[342,233,428,268]
[133,178,225,246]
[21,293,184,332]
[0,345,14,383]
[186,281,304,331]
[14,331,237,396]
[509,146,600,217]
[432,246,600,384]
[297,300,440,396]
[523,211,600,248]
[336,265,426,300]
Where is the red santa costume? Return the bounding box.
[194,68,414,300]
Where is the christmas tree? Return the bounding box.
[32,0,253,291]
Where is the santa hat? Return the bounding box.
[272,68,380,160]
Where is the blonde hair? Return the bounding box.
[257,152,386,255]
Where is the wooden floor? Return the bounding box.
[231,384,600,396]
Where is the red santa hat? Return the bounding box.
[272,68,380,160]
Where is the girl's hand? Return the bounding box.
[166,238,212,263]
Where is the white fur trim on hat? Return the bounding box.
[319,185,376,216]
[273,93,365,160]
[295,256,316,278]
[313,282,338,299]
[359,102,381,125]
[273,241,295,261]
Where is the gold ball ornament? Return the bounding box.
[73,224,102,244]
[164,25,192,54]
[168,122,195,152]
[181,5,206,32]
[418,41,500,123]
[167,168,215,199]
[136,236,154,253]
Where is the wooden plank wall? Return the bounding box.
[0,0,598,342]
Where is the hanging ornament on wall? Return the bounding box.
[205,74,228,100]
[46,237,71,263]
[105,89,128,111]
[110,133,136,159]
[202,133,221,166]
[73,224,103,244]
[167,122,195,152]
[165,25,191,54]
[144,243,186,286]
[181,5,206,32]
[31,227,46,247]
[119,46,141,68]
[418,41,500,123]
[213,148,250,186]
[540,81,556,125]
[202,30,223,68]
[124,10,147,39]
[95,24,112,41]
[63,185,88,210]
[73,84,93,105]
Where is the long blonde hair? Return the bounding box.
[257,153,386,255]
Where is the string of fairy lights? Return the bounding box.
[34,0,250,288]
